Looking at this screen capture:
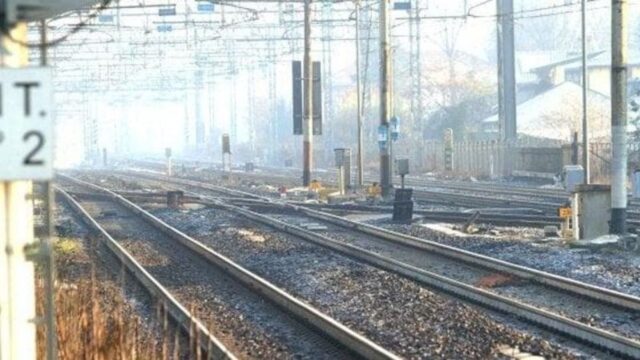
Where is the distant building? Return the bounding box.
[481,82,610,142]
[479,50,640,141]
[529,50,640,97]
[515,50,575,102]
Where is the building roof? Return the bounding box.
[482,82,611,141]
[529,50,606,74]
[516,51,568,84]
[564,50,640,70]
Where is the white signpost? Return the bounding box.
[0,67,53,360]
[0,68,53,180]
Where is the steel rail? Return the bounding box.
[231,200,560,228]
[124,177,640,358]
[55,186,237,360]
[404,178,567,200]
[285,202,560,227]
[291,204,640,310]
[212,184,640,310]
[125,160,564,211]
[129,174,640,311]
[412,189,561,212]
[95,171,640,358]
[117,170,562,228]
[59,175,401,360]
[131,158,567,200]
[126,159,640,223]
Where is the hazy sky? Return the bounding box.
[45,0,640,166]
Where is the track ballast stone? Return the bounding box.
[150,205,583,359]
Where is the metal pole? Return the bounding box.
[339,166,345,195]
[416,0,424,169]
[380,0,392,197]
[40,20,58,360]
[610,0,628,234]
[355,0,364,188]
[496,0,516,141]
[0,23,37,360]
[183,91,190,153]
[303,0,313,187]
[581,0,590,184]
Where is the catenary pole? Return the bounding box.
[610,0,628,234]
[303,0,314,186]
[355,0,364,188]
[581,0,590,184]
[379,0,392,197]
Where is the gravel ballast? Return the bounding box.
[148,205,584,359]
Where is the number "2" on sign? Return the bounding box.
[23,130,44,166]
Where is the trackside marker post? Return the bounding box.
[1,23,53,360]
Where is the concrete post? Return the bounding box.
[610,0,628,234]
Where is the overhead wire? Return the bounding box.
[5,0,114,48]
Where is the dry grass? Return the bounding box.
[34,235,207,359]
[36,274,169,359]
[32,197,222,360]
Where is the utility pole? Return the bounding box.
[322,2,334,168]
[0,23,37,360]
[195,70,205,151]
[496,0,516,141]
[248,66,256,160]
[610,0,628,234]
[409,0,423,169]
[355,0,364,187]
[39,20,57,360]
[269,40,278,166]
[228,43,238,143]
[581,0,590,184]
[380,0,392,197]
[415,0,423,143]
[303,0,313,186]
[183,90,191,154]
[208,80,216,157]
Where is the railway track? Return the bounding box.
[127,159,566,199]
[410,188,562,214]
[77,170,640,358]
[55,186,236,360]
[125,159,567,213]
[58,176,400,360]
[170,160,640,226]
[403,177,567,200]
[227,200,562,228]
[122,166,564,228]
